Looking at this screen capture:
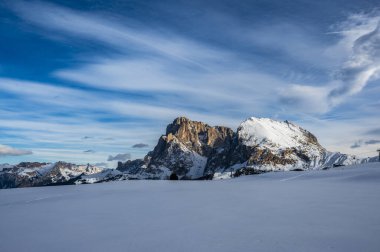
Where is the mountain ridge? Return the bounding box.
[1,116,375,188]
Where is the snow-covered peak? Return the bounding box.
[237,117,320,149]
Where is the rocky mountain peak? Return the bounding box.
[165,116,193,135]
[165,116,235,152]
[119,117,237,179]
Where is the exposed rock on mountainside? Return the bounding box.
[118,117,235,179]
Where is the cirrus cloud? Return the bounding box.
[280,13,380,114]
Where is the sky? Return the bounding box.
[0,0,379,167]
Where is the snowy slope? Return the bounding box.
[0,162,379,252]
[235,117,324,171]
[238,117,319,149]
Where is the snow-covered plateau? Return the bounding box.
[0,162,379,252]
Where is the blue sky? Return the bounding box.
[0,0,379,166]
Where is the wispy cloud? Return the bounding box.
[7,1,226,68]
[4,1,284,121]
[0,77,239,125]
[279,13,380,114]
[0,144,32,156]
[10,1,377,118]
[329,15,380,103]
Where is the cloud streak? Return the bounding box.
[7,1,226,68]
[132,143,149,148]
[0,144,32,156]
[329,16,380,103]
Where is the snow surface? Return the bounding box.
[238,117,316,148]
[186,152,208,178]
[1,162,380,252]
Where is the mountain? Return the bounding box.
[0,162,103,189]
[1,116,375,188]
[117,117,369,179]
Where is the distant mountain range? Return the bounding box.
[1,117,377,188]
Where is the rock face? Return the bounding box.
[118,117,235,179]
[117,116,364,179]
